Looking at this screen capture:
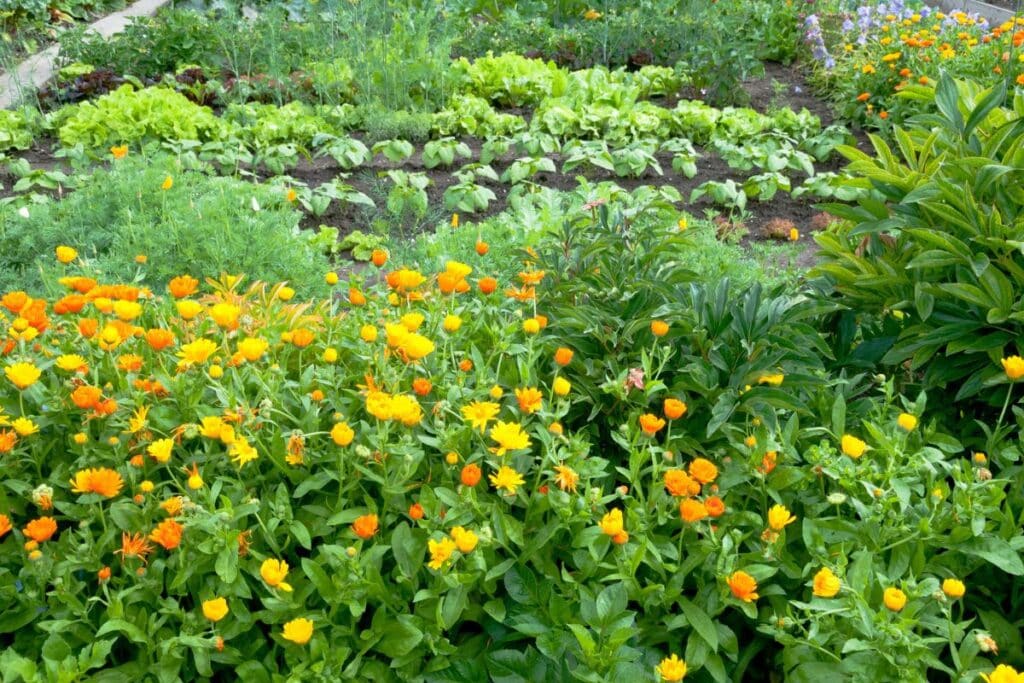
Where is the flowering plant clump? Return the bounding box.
[0,218,1021,681]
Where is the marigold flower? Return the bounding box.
[727,570,759,602]
[168,275,199,299]
[663,398,687,419]
[22,516,57,543]
[70,468,124,498]
[428,537,457,570]
[489,465,525,495]
[291,328,315,348]
[203,597,229,622]
[680,499,708,523]
[942,578,965,599]
[552,464,579,492]
[451,526,478,553]
[325,272,339,285]
[554,347,574,366]
[237,337,269,362]
[639,413,665,435]
[883,586,907,611]
[55,354,88,373]
[179,338,218,365]
[331,422,354,446]
[651,320,669,337]
[228,438,259,467]
[813,568,841,598]
[261,558,293,592]
[767,504,796,531]
[553,377,571,397]
[409,503,424,520]
[462,401,500,432]
[110,145,128,159]
[478,277,498,294]
[5,362,40,390]
[489,421,531,455]
[664,469,698,497]
[147,438,173,464]
[209,303,240,330]
[360,325,378,342]
[55,245,78,264]
[352,514,379,540]
[12,417,37,437]
[981,665,1022,683]
[282,617,313,645]
[841,434,867,458]
[176,300,203,320]
[461,463,481,487]
[515,387,543,414]
[475,240,489,255]
[897,412,918,431]
[599,508,624,536]
[1001,355,1024,381]
[97,565,110,581]
[442,314,462,333]
[656,654,687,682]
[371,249,388,267]
[705,495,726,517]
[0,514,12,538]
[150,518,183,550]
[0,430,17,453]
[758,373,784,386]
[688,458,718,484]
[856,92,871,102]
[115,532,152,562]
[161,175,173,190]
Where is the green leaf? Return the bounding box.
[678,597,719,651]
[957,537,1024,574]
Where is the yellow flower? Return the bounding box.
[489,421,531,455]
[228,438,259,467]
[325,272,339,285]
[331,422,354,446]
[199,416,225,439]
[360,325,378,342]
[981,665,1024,683]
[443,314,462,332]
[260,558,293,592]
[942,578,965,599]
[179,338,218,364]
[11,417,38,436]
[883,586,907,611]
[281,617,313,645]
[757,373,784,386]
[451,526,478,553]
[461,401,500,432]
[209,303,240,329]
[554,464,579,492]
[1001,355,1024,381]
[584,8,601,19]
[812,568,841,598]
[599,508,624,537]
[237,337,269,362]
[656,654,687,682]
[767,504,796,531]
[55,354,88,372]
[161,175,173,190]
[202,597,229,622]
[176,300,203,320]
[147,438,173,464]
[427,536,457,570]
[489,465,525,495]
[553,377,571,397]
[323,347,338,363]
[55,245,78,263]
[897,413,918,431]
[113,300,141,321]
[400,312,424,331]
[5,362,41,390]
[277,286,295,302]
[841,434,867,458]
[522,318,540,335]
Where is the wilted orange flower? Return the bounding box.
[168,275,199,299]
[115,532,152,562]
[70,468,124,498]
[554,464,579,492]
[352,514,379,539]
[149,518,184,550]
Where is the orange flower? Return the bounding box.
[478,277,498,294]
[515,387,543,414]
[149,518,184,550]
[412,378,432,396]
[663,398,687,420]
[70,385,103,410]
[371,249,388,267]
[460,463,481,487]
[0,430,16,453]
[352,514,379,540]
[680,499,708,523]
[23,516,57,542]
[0,513,12,538]
[651,320,669,337]
[688,458,718,484]
[727,570,759,602]
[78,317,99,338]
[168,275,199,299]
[291,328,315,348]
[69,468,124,498]
[115,532,153,562]
[856,92,871,102]
[97,566,111,581]
[349,288,367,306]
[553,464,579,492]
[664,469,699,497]
[408,503,424,520]
[639,413,665,435]
[554,347,574,366]
[475,240,489,255]
[145,328,175,351]
[705,495,726,517]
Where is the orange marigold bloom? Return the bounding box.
[651,320,669,337]
[553,464,580,492]
[554,347,574,366]
[0,430,16,453]
[0,513,11,538]
[856,92,871,102]
[663,398,687,420]
[371,249,388,267]
[291,328,315,348]
[168,275,198,299]
[518,270,545,285]
[145,328,176,351]
[727,570,759,602]
[78,318,99,338]
[639,413,665,435]
[759,450,778,475]
[515,387,543,414]
[70,468,124,498]
[352,514,379,540]
[116,531,153,562]
[53,294,86,315]
[408,503,425,520]
[71,385,103,410]
[680,499,708,523]
[688,457,718,484]
[348,288,367,306]
[149,518,184,550]
[412,378,432,396]
[478,277,498,294]
[23,516,57,542]
[460,463,482,487]
[664,469,699,497]
[705,495,726,517]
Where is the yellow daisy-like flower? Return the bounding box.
[427,536,457,570]
[489,465,525,495]
[5,362,41,390]
[489,420,531,456]
[461,401,500,432]
[281,617,313,645]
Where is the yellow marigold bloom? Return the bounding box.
[942,578,965,599]
[400,312,425,331]
[388,394,422,426]
[812,567,840,598]
[758,373,784,386]
[12,417,38,436]
[147,438,173,464]
[443,314,462,332]
[399,333,435,361]
[237,337,269,362]
[209,303,240,330]
[325,271,339,285]
[331,422,354,446]
[489,385,503,400]
[260,558,293,592]
[553,377,571,397]
[199,416,225,439]
[897,413,918,431]
[554,464,579,492]
[161,175,173,190]
[277,286,295,302]
[282,617,313,645]
[583,8,601,20]
[113,300,142,321]
[651,320,669,337]
[515,387,543,414]
[323,347,338,363]
[883,587,907,611]
[69,467,124,498]
[1001,355,1024,381]
[688,458,718,484]
[727,570,759,602]
[656,654,687,682]
[841,434,867,458]
[767,504,796,531]
[176,300,203,320]
[427,536,457,570]
[599,508,624,536]
[462,401,500,431]
[981,665,1024,683]
[523,318,540,335]
[489,465,525,495]
[5,362,41,390]
[388,268,427,291]
[489,421,531,456]
[110,145,128,159]
[55,245,78,264]
[360,325,378,342]
[451,526,478,553]
[55,354,88,372]
[202,597,229,622]
[179,338,218,365]
[228,438,259,467]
